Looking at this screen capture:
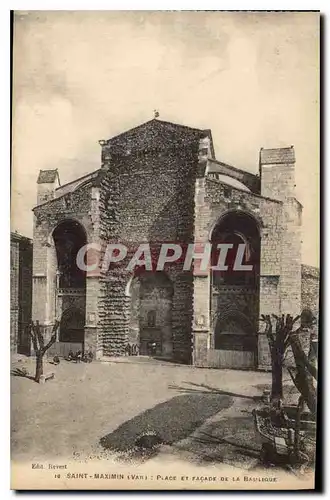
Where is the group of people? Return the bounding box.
[65,350,94,363]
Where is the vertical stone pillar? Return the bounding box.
[32,218,49,347]
[84,186,101,358]
[259,146,302,368]
[192,274,211,367]
[46,239,57,325]
[191,137,212,367]
[32,224,59,349]
[33,169,60,348]
[85,276,100,357]
[279,198,302,318]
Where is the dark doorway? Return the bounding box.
[59,306,85,344]
[128,271,173,358]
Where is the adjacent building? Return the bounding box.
[11,232,33,355]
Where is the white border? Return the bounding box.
[1,3,327,499]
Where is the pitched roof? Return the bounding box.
[260,147,295,165]
[37,169,60,184]
[106,118,206,142]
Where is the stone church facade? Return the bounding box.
[32,119,302,369]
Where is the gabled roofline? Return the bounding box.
[100,118,212,145]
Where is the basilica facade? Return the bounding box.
[32,118,302,369]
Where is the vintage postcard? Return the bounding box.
[11,10,320,490]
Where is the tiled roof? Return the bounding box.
[260,147,295,165]
[37,169,59,184]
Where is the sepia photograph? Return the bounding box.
[10,10,320,490]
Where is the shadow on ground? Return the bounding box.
[169,381,262,402]
[100,392,233,459]
[173,416,262,469]
[11,368,35,381]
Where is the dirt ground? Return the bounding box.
[11,355,299,471]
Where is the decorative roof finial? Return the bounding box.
[153,109,159,119]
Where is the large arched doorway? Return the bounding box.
[210,211,260,368]
[52,219,87,355]
[128,271,173,358]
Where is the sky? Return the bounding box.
[12,11,319,266]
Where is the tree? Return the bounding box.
[29,320,59,383]
[259,312,317,467]
[288,333,317,464]
[260,314,298,406]
[260,312,317,409]
[287,330,317,415]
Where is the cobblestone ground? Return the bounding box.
[11,355,298,471]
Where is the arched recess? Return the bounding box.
[214,310,255,350]
[209,210,260,368]
[127,271,174,358]
[49,219,87,350]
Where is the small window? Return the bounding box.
[147,310,156,327]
